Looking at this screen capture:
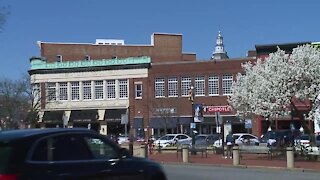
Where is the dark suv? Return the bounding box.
[0,128,167,180]
[261,129,300,147]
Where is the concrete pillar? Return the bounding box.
[286,147,294,169]
[182,147,189,163]
[233,146,240,166]
[140,144,148,158]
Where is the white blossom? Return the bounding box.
[229,45,320,122]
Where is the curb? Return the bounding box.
[159,161,320,173]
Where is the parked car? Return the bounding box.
[261,129,300,147]
[294,134,311,149]
[177,134,221,147]
[213,133,259,148]
[117,134,129,144]
[106,134,119,144]
[153,134,192,148]
[295,134,320,148]
[0,128,167,180]
[316,134,320,146]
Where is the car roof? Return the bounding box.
[196,134,213,137]
[0,128,93,142]
[164,134,185,136]
[233,133,252,135]
[233,133,258,137]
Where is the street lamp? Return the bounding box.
[188,85,196,155]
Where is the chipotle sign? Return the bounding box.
[203,106,232,113]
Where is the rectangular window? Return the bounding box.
[135,83,142,99]
[119,79,128,99]
[222,74,233,95]
[32,83,41,103]
[181,76,191,96]
[195,76,205,96]
[94,81,104,100]
[46,83,56,101]
[56,55,62,62]
[155,78,165,98]
[83,81,92,100]
[85,55,90,61]
[106,80,116,99]
[208,75,219,96]
[71,82,80,101]
[58,82,68,101]
[168,77,178,97]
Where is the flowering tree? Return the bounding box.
[229,45,320,125]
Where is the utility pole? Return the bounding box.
[188,85,196,155]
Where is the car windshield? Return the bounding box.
[160,135,175,140]
[0,142,12,173]
[233,135,240,139]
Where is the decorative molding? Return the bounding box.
[30,56,151,70]
[30,69,148,83]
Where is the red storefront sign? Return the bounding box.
[203,106,232,113]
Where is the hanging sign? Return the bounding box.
[203,106,232,113]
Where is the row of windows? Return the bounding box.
[32,75,233,101]
[41,79,128,102]
[155,75,233,98]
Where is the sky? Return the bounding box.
[0,0,319,80]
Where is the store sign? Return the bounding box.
[155,108,176,114]
[203,106,232,113]
[245,119,252,129]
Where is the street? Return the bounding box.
[163,164,320,180]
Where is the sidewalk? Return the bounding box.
[147,151,320,172]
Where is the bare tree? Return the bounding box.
[0,74,49,130]
[0,77,27,129]
[151,98,179,134]
[20,74,42,128]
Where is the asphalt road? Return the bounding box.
[163,164,320,180]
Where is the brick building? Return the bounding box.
[29,32,254,139]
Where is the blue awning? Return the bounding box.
[177,117,192,125]
[149,117,177,128]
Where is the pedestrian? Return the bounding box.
[225,131,233,159]
[148,136,154,155]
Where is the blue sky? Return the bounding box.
[0,0,319,79]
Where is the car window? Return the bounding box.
[206,136,212,141]
[84,135,118,159]
[241,135,250,139]
[316,135,320,141]
[160,135,174,140]
[233,135,240,140]
[31,134,93,161]
[299,135,310,140]
[178,135,188,140]
[0,143,12,173]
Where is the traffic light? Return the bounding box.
[188,88,194,102]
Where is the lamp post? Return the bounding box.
[188,86,196,155]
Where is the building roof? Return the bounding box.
[255,42,311,55]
